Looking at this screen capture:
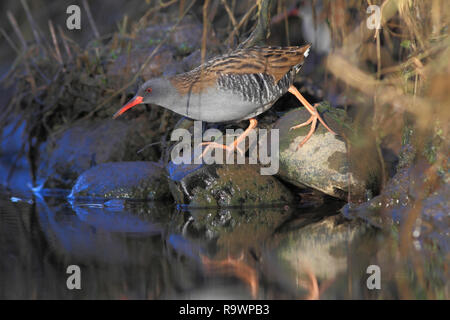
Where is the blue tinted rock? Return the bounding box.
[70,161,171,200]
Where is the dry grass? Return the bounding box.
[323,0,449,218]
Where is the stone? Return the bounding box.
[273,104,379,200]
[69,161,170,200]
[167,162,294,208]
[37,115,160,189]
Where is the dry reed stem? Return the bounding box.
[226,2,258,44]
[0,28,20,54]
[7,11,27,48]
[6,11,39,95]
[282,0,290,46]
[201,0,211,65]
[221,0,238,30]
[341,0,398,55]
[136,0,179,30]
[179,0,185,18]
[82,0,100,39]
[57,25,73,61]
[20,0,41,46]
[48,20,63,65]
[326,54,434,125]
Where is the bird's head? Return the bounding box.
[113,78,166,119]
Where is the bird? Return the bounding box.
[113,44,336,156]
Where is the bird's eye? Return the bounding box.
[146,88,152,94]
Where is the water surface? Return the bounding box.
[0,190,446,299]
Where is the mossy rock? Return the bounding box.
[167,162,294,208]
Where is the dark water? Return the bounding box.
[0,189,447,299]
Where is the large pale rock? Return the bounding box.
[273,105,378,200]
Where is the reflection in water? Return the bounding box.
[201,255,259,299]
[0,191,447,299]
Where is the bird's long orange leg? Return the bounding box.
[288,85,336,148]
[200,118,258,158]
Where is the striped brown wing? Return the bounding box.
[169,45,311,95]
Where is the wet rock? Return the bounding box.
[273,104,379,200]
[37,116,160,189]
[167,162,294,208]
[69,161,170,200]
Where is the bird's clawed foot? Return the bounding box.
[197,118,258,160]
[288,85,337,150]
[289,103,337,149]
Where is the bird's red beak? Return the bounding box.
[113,96,143,119]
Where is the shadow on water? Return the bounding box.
[0,189,447,299]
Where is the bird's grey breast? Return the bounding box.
[170,70,296,122]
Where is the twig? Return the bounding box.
[282,0,290,46]
[375,134,387,190]
[226,2,258,45]
[27,53,51,84]
[7,11,27,48]
[20,0,42,46]
[82,0,100,39]
[341,0,398,54]
[7,11,38,94]
[221,0,237,29]
[238,0,272,48]
[379,40,448,75]
[0,28,20,54]
[0,49,33,84]
[136,0,179,30]
[48,20,63,65]
[326,54,434,125]
[4,15,50,84]
[201,0,211,64]
[57,25,73,61]
[179,0,185,18]
[137,141,162,154]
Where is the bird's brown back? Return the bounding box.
[169,45,311,96]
